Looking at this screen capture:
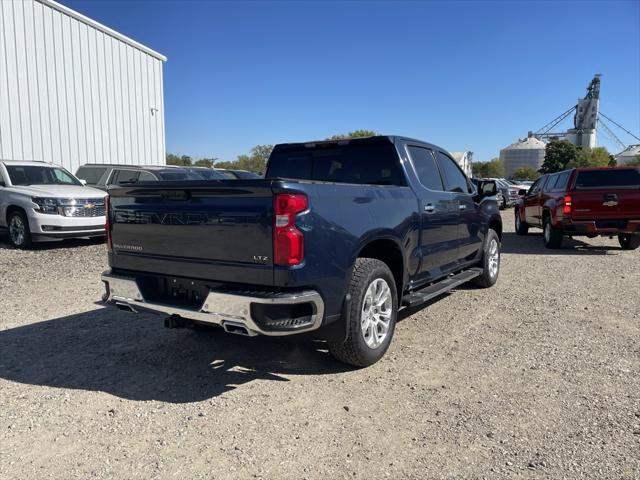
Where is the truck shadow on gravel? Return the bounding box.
[501,232,623,255]
[0,307,350,403]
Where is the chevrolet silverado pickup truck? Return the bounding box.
[515,166,640,249]
[101,136,502,366]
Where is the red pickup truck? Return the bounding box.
[515,167,640,249]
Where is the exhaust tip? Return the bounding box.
[115,302,136,313]
[222,321,251,336]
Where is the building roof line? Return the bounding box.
[37,0,167,62]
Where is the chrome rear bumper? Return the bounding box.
[101,271,324,336]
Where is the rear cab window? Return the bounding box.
[266,138,405,186]
[573,169,640,189]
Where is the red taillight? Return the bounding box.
[563,195,572,215]
[274,193,307,266]
[105,195,112,251]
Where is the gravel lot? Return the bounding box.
[1,211,638,480]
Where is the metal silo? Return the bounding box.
[500,136,546,177]
[614,145,640,165]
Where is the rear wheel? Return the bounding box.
[618,233,640,250]
[515,210,529,235]
[543,216,563,249]
[8,211,32,249]
[328,258,397,367]
[472,229,500,288]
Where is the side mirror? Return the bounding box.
[79,179,87,186]
[518,189,528,196]
[480,180,497,196]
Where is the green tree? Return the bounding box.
[214,144,274,173]
[540,140,577,173]
[567,147,611,168]
[166,153,192,166]
[472,157,504,178]
[327,130,377,140]
[194,158,217,168]
[510,166,538,180]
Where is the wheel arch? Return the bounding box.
[6,204,28,224]
[356,237,405,298]
[488,214,502,240]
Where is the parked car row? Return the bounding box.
[0,160,262,247]
[75,164,261,189]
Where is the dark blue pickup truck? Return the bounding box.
[102,136,502,366]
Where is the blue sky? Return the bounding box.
[63,0,640,162]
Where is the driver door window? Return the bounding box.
[435,151,471,194]
[528,178,543,196]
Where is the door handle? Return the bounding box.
[459,204,466,211]
[424,204,436,213]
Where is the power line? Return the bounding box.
[535,106,576,135]
[597,118,625,150]
[599,112,640,142]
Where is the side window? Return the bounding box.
[407,146,444,191]
[544,174,558,191]
[529,177,544,195]
[138,171,158,182]
[113,169,139,185]
[436,151,470,193]
[555,171,569,190]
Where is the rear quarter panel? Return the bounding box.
[274,181,419,317]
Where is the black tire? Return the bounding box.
[618,233,640,250]
[543,215,563,249]
[472,229,501,288]
[328,258,398,367]
[7,210,32,249]
[515,209,529,236]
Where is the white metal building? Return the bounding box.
[450,151,473,178]
[0,0,166,173]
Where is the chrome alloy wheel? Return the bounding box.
[488,238,499,278]
[361,278,392,349]
[515,214,521,230]
[9,215,26,246]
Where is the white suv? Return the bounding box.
[0,161,107,248]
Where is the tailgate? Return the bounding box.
[571,190,640,220]
[571,168,640,221]
[108,181,275,285]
